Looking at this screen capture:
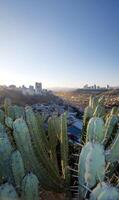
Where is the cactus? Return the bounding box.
[78,142,92,197]
[83,106,93,129]
[110,106,118,115]
[85,143,105,188]
[60,113,70,186]
[93,104,105,118]
[105,115,118,143]
[11,150,25,191]
[7,106,15,120]
[21,172,39,200]
[0,123,13,182]
[4,98,11,115]
[5,116,13,129]
[89,96,99,111]
[13,105,25,119]
[0,109,5,124]
[48,116,59,170]
[13,118,64,191]
[106,129,119,162]
[90,182,119,200]
[87,117,105,143]
[25,107,63,185]
[0,183,19,200]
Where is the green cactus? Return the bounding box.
[60,112,70,187]
[85,143,105,188]
[90,182,119,200]
[13,118,63,191]
[0,109,5,124]
[0,124,13,182]
[106,129,119,162]
[48,116,59,170]
[83,106,93,128]
[21,172,39,200]
[87,117,105,143]
[105,115,118,143]
[5,116,13,129]
[89,96,99,111]
[13,105,25,119]
[0,183,19,200]
[11,150,25,191]
[7,105,15,120]
[110,106,118,115]
[78,142,92,197]
[25,107,62,184]
[93,104,105,118]
[4,97,12,115]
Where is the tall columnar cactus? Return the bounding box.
[4,97,11,115]
[21,172,40,200]
[25,107,63,184]
[0,109,5,124]
[11,150,25,191]
[83,106,93,129]
[13,117,64,191]
[0,183,19,200]
[89,96,99,111]
[60,112,70,187]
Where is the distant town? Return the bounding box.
[83,84,111,90]
[0,82,53,96]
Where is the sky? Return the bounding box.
[0,0,119,88]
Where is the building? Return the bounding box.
[35,82,42,94]
[29,85,35,95]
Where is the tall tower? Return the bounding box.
[35,82,42,94]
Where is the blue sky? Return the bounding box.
[0,0,119,88]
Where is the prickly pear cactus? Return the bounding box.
[11,150,25,191]
[78,142,92,197]
[106,130,119,162]
[5,116,13,129]
[90,182,119,200]
[105,115,118,142]
[21,172,39,200]
[0,124,13,182]
[87,117,105,143]
[0,182,19,200]
[85,143,105,188]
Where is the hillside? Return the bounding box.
[0,88,58,106]
[55,88,119,109]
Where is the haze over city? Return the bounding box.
[0,0,119,88]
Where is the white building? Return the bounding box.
[35,82,42,94]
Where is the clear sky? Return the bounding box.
[0,0,119,88]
